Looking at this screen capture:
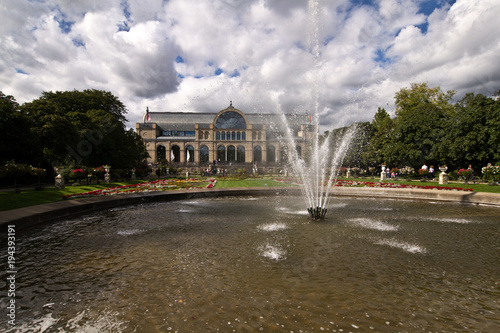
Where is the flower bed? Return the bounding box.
[62,178,217,200]
[274,178,473,192]
[333,179,472,191]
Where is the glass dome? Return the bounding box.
[215,111,247,129]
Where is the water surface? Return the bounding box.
[2,197,499,332]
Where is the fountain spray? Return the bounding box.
[276,0,357,220]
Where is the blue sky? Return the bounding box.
[1,0,498,130]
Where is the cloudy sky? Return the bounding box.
[1,0,499,130]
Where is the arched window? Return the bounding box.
[222,131,226,140]
[216,132,221,140]
[204,131,209,140]
[258,132,262,140]
[267,145,276,163]
[215,111,247,129]
[198,131,203,139]
[296,145,302,159]
[232,131,236,140]
[237,131,241,140]
[157,145,166,162]
[217,145,226,163]
[237,145,245,162]
[242,132,246,140]
[200,145,209,164]
[227,145,236,162]
[226,131,230,140]
[186,145,194,162]
[171,145,180,162]
[253,145,262,163]
[252,131,256,140]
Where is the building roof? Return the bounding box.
[142,105,310,131]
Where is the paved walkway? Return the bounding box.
[1,187,499,230]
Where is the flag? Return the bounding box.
[187,150,191,162]
[146,106,150,121]
[309,115,312,124]
[171,150,175,161]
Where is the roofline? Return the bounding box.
[146,111,303,116]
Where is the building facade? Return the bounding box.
[136,102,315,172]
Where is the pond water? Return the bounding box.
[2,196,500,332]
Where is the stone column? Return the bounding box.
[380,165,387,181]
[104,165,111,183]
[439,166,448,185]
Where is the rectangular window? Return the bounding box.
[161,131,195,137]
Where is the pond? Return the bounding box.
[2,196,499,332]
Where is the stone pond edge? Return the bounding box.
[1,186,499,230]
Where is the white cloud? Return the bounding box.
[0,0,499,131]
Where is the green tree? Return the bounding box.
[363,107,394,167]
[391,83,455,170]
[22,89,148,169]
[446,91,500,170]
[0,92,38,164]
[342,122,373,169]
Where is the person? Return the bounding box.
[421,163,428,171]
[468,164,475,182]
[429,165,435,180]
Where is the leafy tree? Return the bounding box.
[0,92,38,164]
[446,91,500,170]
[363,107,393,167]
[342,122,373,169]
[21,89,148,169]
[391,83,455,170]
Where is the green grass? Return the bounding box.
[216,178,293,188]
[1,176,498,212]
[0,180,147,211]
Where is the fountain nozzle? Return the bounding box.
[308,206,327,221]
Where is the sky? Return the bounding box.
[1,0,499,130]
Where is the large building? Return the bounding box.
[136,102,315,173]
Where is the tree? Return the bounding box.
[21,89,149,169]
[363,107,393,167]
[391,83,455,170]
[0,92,38,164]
[446,91,500,170]
[342,122,373,169]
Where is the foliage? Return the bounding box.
[418,169,430,176]
[4,89,149,170]
[457,168,473,180]
[363,107,394,166]
[445,92,500,170]
[93,166,106,180]
[391,83,455,169]
[481,163,500,181]
[0,160,45,191]
[0,92,38,164]
[328,84,499,175]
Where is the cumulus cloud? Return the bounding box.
[1,0,499,130]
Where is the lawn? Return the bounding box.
[1,176,498,212]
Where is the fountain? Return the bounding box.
[275,0,357,220]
